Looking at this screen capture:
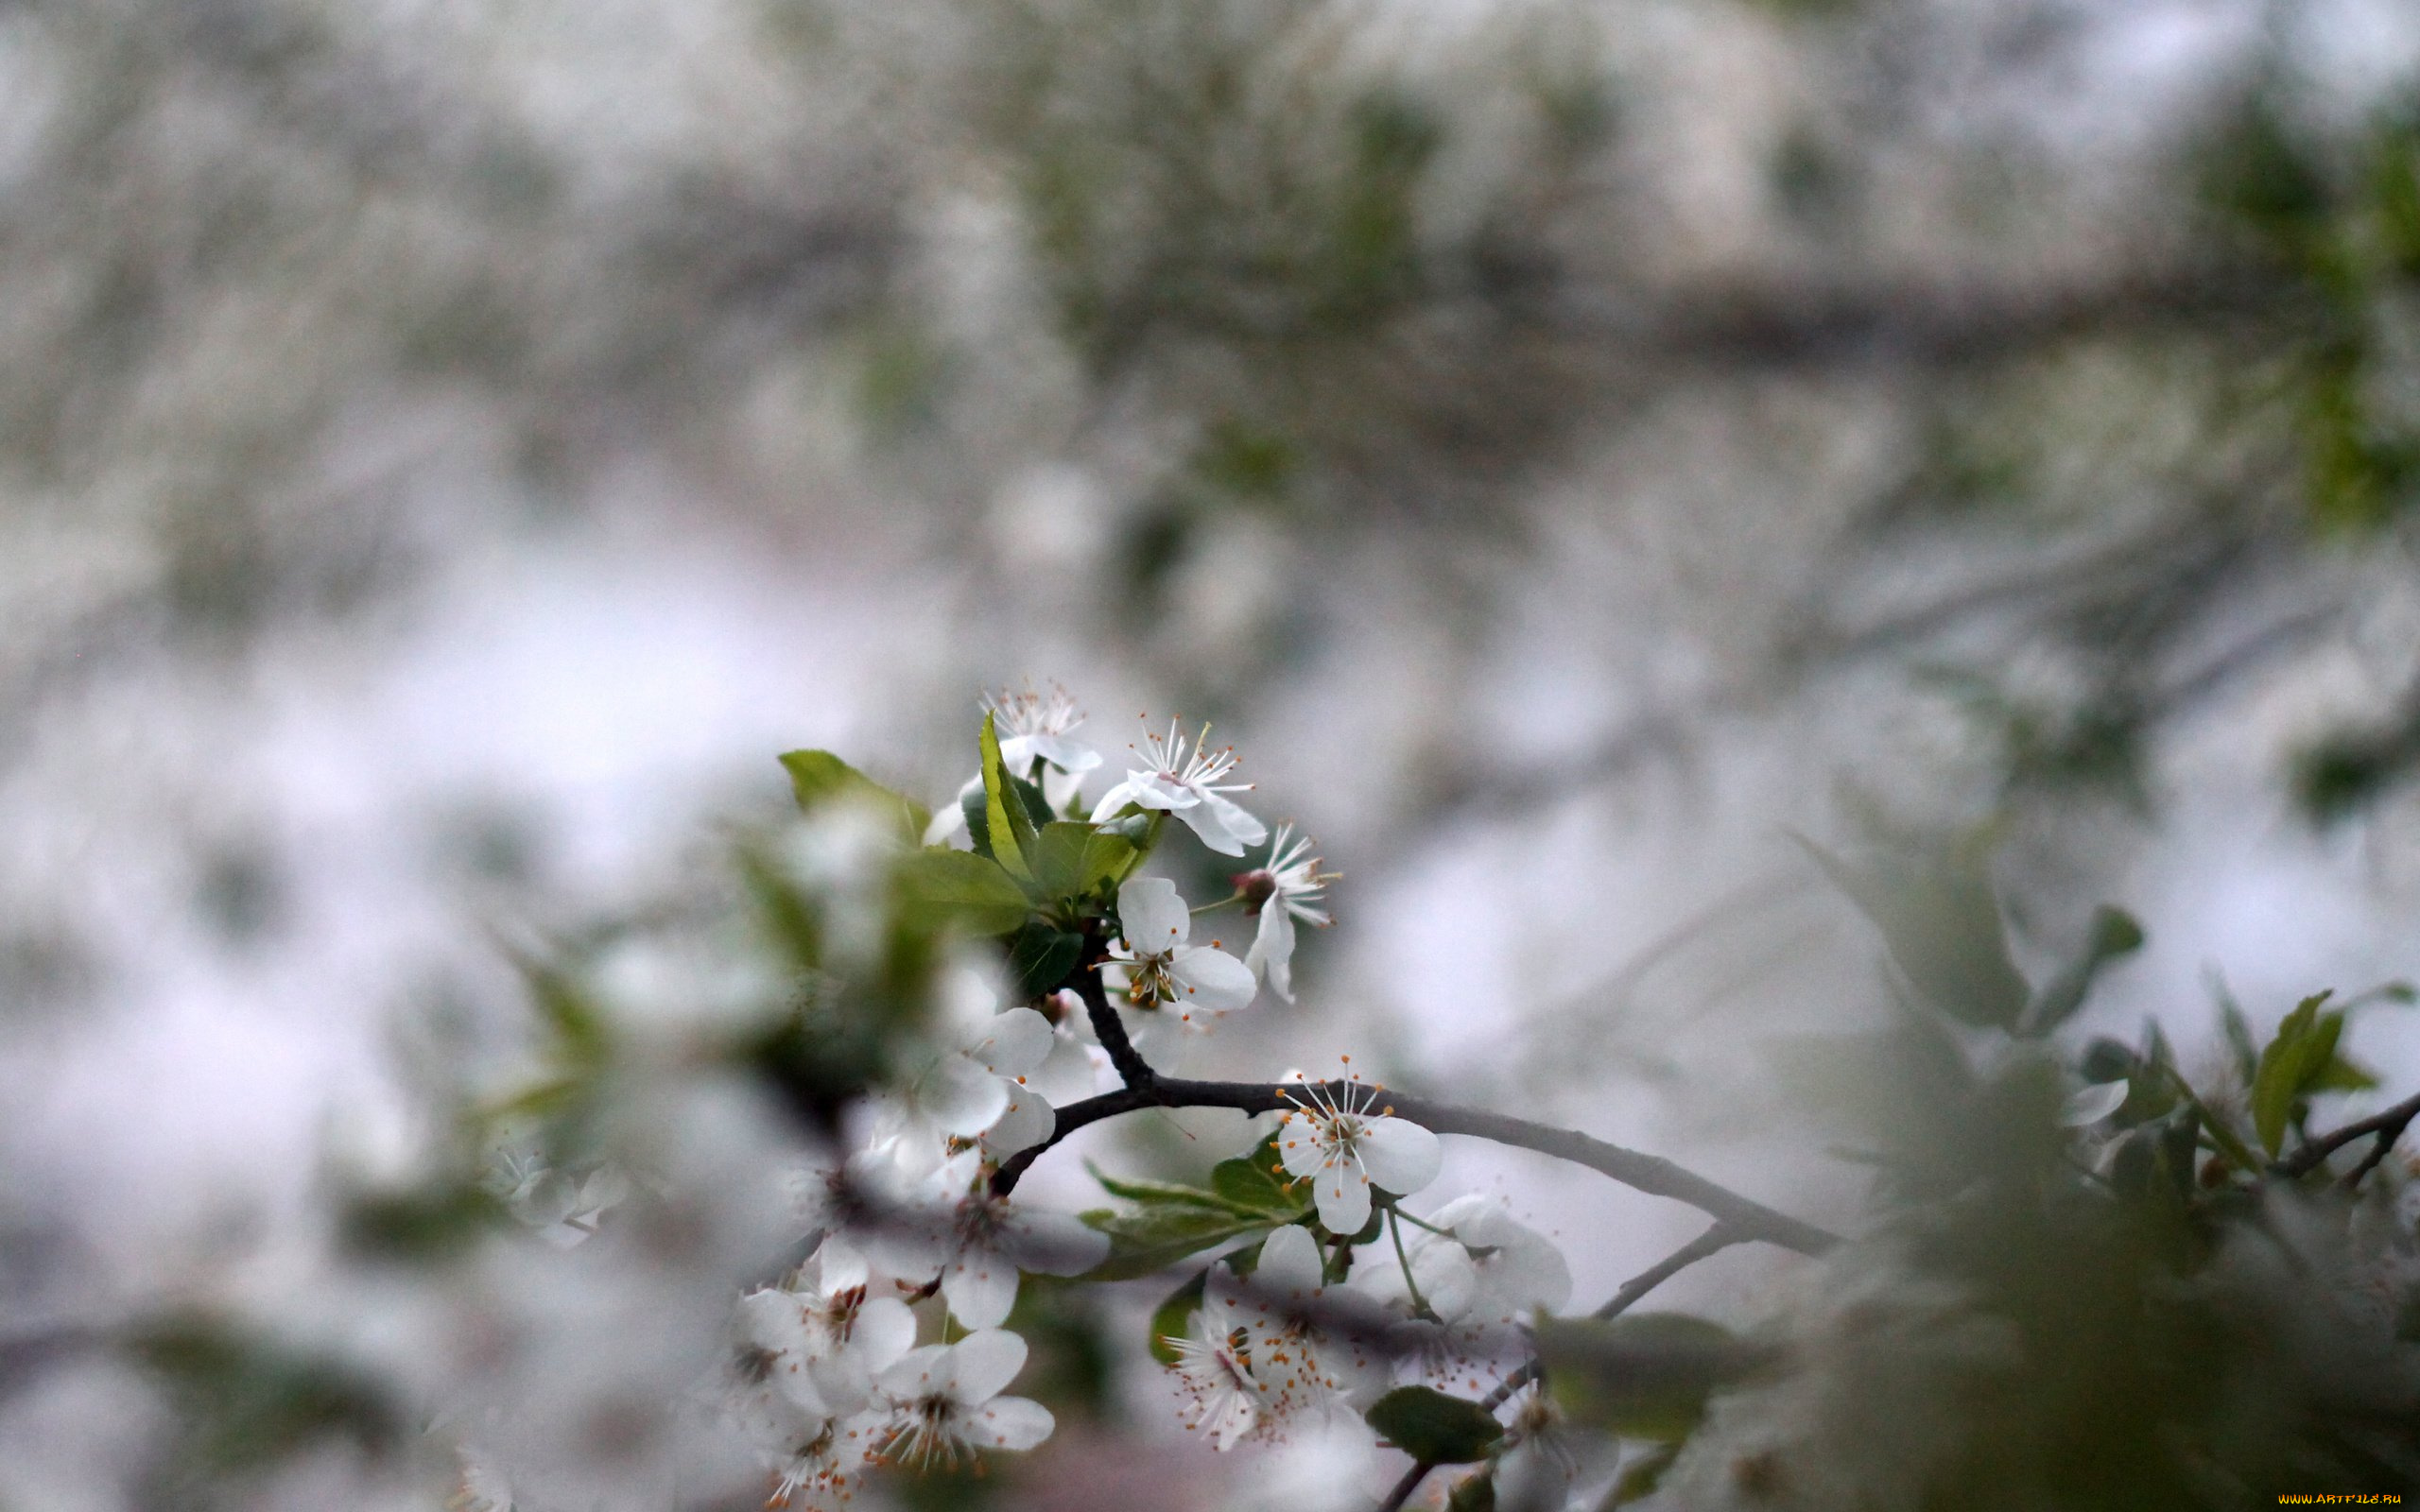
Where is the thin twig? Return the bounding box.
[991,1077,1838,1256]
[1478,1221,1748,1413]
[2276,1090,2420,1178]
[1376,1225,1751,1512]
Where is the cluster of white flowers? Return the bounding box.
[730,1234,1058,1507]
[458,687,1584,1506]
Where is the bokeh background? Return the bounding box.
[9,0,2420,1506]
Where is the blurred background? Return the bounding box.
[8,0,2420,1505]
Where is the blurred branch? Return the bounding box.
[2276,1090,2420,1179]
[991,1076,1838,1255]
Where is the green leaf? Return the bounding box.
[2306,1053,2380,1093]
[980,713,1035,882]
[1006,922,1083,1001]
[1793,835,2031,1031]
[1537,1313,1754,1440]
[2252,992,2341,1155]
[893,850,1032,937]
[1364,1386,1504,1465]
[778,749,929,842]
[1029,821,1133,901]
[1088,1164,1270,1217]
[1212,1126,1311,1216]
[1607,1444,1681,1505]
[1148,1270,1209,1366]
[2020,905,2145,1036]
[1078,1206,1280,1281]
[516,958,612,1066]
[1444,1469,1497,1512]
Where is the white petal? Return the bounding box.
[802,1355,870,1418]
[982,1080,1056,1157]
[737,1289,811,1356]
[876,1342,955,1399]
[1315,1160,1372,1236]
[808,1234,871,1296]
[923,802,971,847]
[1355,1118,1441,1198]
[1088,778,1141,822]
[1246,906,1297,1002]
[1254,1223,1325,1295]
[1207,1390,1261,1452]
[965,1006,1054,1077]
[964,1395,1055,1451]
[924,1055,1011,1138]
[1029,1026,1099,1104]
[946,1329,1029,1404]
[850,1296,919,1374]
[1117,875,1191,948]
[1130,771,1200,809]
[1411,1243,1478,1321]
[1028,733,1100,773]
[1184,792,1267,854]
[1169,946,1258,1017]
[2061,1079,2131,1126]
[1276,1112,1326,1181]
[943,1251,1023,1330]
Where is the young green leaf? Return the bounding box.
[1148,1270,1210,1366]
[1211,1126,1311,1216]
[1006,922,1083,1001]
[1077,1206,1282,1280]
[1364,1386,1505,1464]
[979,713,1035,881]
[2252,991,2340,1156]
[1088,1164,1272,1218]
[777,749,930,842]
[893,849,1033,936]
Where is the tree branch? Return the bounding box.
[990,1077,1837,1256]
[2276,1090,2420,1179]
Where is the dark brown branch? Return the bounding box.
[1063,926,1157,1090]
[2277,1090,2420,1179]
[990,1077,1838,1256]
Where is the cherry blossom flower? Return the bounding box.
[1276,1082,1442,1236]
[924,685,1103,844]
[875,1150,1110,1330]
[1237,823,1335,1004]
[868,1330,1056,1469]
[1359,1195,1571,1383]
[867,968,1059,1177]
[1102,875,1258,1028]
[737,1235,918,1419]
[1089,719,1269,855]
[1171,1225,1391,1452]
[985,682,1101,784]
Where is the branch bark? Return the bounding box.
[990,1076,1838,1256]
[2276,1089,2420,1179]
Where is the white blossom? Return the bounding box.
[736,1235,918,1419]
[1089,719,1268,855]
[1238,822,1335,1004]
[867,966,1060,1177]
[880,1150,1110,1330]
[924,684,1102,844]
[1276,1082,1443,1236]
[1359,1195,1571,1383]
[868,1330,1057,1469]
[1102,875,1258,1028]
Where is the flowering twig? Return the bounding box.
[2275,1089,2420,1180]
[989,1078,1837,1256]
